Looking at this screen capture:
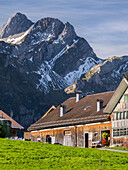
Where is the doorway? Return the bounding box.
[85,133,89,148]
[101,130,110,146]
[46,135,51,144]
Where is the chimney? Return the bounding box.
[97,99,104,112]
[0,113,3,118]
[76,91,82,102]
[60,105,66,117]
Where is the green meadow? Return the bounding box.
[0,138,128,170]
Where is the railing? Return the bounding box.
[112,119,128,128]
[116,103,128,110]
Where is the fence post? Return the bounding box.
[99,157,101,170]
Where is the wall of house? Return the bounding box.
[111,89,128,145]
[30,121,111,147]
[24,131,31,140]
[31,127,76,146]
[77,122,111,147]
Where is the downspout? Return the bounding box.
[74,125,77,147]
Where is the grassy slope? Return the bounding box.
[0,139,128,170]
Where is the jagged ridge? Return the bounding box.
[65,56,128,94]
[0,13,101,94]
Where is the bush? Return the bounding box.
[102,132,109,140]
[0,121,11,138]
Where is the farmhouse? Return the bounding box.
[0,110,24,137]
[26,77,128,147]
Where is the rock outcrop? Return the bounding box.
[0,13,33,38]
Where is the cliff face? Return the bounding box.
[0,13,33,38]
[65,56,128,95]
[0,53,71,129]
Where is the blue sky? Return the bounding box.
[0,0,128,59]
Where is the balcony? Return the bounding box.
[116,103,128,111]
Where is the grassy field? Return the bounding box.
[0,139,128,170]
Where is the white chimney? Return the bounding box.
[0,113,3,118]
[76,91,82,102]
[60,105,66,117]
[97,99,104,112]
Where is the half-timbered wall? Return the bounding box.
[112,88,128,144]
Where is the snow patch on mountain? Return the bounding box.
[35,62,68,93]
[33,39,80,93]
[6,25,34,44]
[64,57,102,84]
[112,61,128,78]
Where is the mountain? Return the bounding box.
[0,13,127,132]
[0,13,101,131]
[65,56,128,94]
[0,13,102,94]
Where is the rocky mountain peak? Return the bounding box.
[33,17,65,39]
[59,22,77,44]
[0,12,33,38]
[0,13,101,94]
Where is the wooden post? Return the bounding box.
[99,158,101,170]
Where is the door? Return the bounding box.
[63,135,72,146]
[85,133,89,148]
[46,135,51,144]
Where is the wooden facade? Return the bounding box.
[29,121,112,147]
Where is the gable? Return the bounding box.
[0,110,24,129]
[103,78,128,114]
[40,105,56,119]
[113,88,128,112]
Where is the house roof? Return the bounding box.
[0,110,24,129]
[28,91,115,131]
[104,77,128,113]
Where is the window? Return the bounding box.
[120,112,122,120]
[113,128,128,137]
[123,112,125,119]
[124,95,128,103]
[64,130,71,135]
[117,129,119,136]
[120,129,123,136]
[124,128,126,136]
[116,112,119,120]
[92,132,99,141]
[114,112,127,120]
[113,129,116,137]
